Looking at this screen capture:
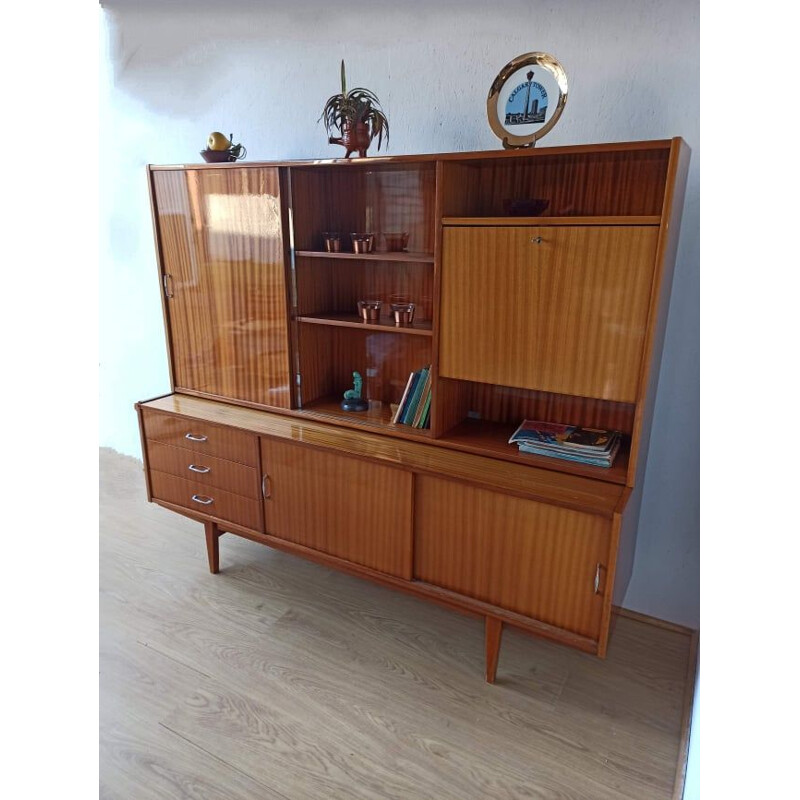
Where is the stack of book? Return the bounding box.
[508,420,621,468]
[393,366,432,428]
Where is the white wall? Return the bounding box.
[99,0,699,627]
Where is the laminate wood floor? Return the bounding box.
[100,447,692,800]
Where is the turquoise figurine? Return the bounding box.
[341,371,368,411]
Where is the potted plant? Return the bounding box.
[320,60,389,158]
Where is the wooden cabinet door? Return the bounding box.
[152,168,292,408]
[414,476,611,639]
[439,225,658,402]
[260,438,413,579]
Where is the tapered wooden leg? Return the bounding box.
[204,521,220,574]
[485,616,503,684]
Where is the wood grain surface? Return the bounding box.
[414,475,611,640]
[142,407,259,466]
[101,447,694,800]
[290,164,436,254]
[439,225,659,402]
[149,470,263,533]
[261,437,413,578]
[138,394,626,517]
[151,167,292,408]
[145,440,260,498]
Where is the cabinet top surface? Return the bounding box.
[139,394,627,518]
[148,137,683,171]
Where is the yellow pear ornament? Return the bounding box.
[207,132,232,151]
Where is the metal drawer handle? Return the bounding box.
[188,464,210,474]
[185,433,208,442]
[163,273,174,298]
[262,473,272,500]
[191,494,214,506]
[530,236,543,244]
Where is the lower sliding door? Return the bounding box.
[414,475,611,639]
[260,438,413,579]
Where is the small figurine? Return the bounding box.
[341,371,368,412]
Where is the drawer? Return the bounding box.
[146,440,260,499]
[149,470,263,532]
[141,409,258,467]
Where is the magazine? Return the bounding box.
[509,419,621,467]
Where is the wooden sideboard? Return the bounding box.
[137,139,690,682]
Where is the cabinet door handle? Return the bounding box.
[163,273,174,298]
[185,433,208,442]
[262,474,272,500]
[188,464,210,474]
[191,494,214,506]
[594,563,606,595]
[530,236,543,244]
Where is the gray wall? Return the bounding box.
[99,0,699,627]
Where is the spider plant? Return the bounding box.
[320,60,389,151]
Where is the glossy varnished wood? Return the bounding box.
[442,215,661,226]
[295,250,434,263]
[101,447,695,800]
[140,394,626,517]
[440,225,659,402]
[297,322,433,410]
[294,256,434,324]
[414,475,612,640]
[204,520,222,574]
[439,418,630,483]
[261,437,413,578]
[299,394,433,438]
[139,139,691,676]
[150,166,292,408]
[150,137,674,170]
[441,147,670,218]
[149,470,263,532]
[290,164,436,254]
[627,138,692,485]
[485,617,503,684]
[145,439,261,498]
[298,314,432,336]
[141,407,259,466]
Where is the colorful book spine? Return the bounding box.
[416,385,433,429]
[411,371,432,427]
[401,367,428,424]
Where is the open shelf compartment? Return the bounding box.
[297,323,433,437]
[433,377,635,484]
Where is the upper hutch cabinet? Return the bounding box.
[149,167,292,409]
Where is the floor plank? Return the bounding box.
[100,447,692,799]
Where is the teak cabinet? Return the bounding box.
[137,139,690,682]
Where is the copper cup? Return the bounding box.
[351,233,375,254]
[322,232,341,252]
[391,302,415,326]
[357,300,382,322]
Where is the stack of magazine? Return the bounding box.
[508,420,621,468]
[392,366,432,428]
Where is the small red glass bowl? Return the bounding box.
[384,232,409,252]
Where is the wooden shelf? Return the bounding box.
[439,418,629,484]
[300,395,432,438]
[297,314,433,337]
[441,216,661,227]
[295,250,435,263]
